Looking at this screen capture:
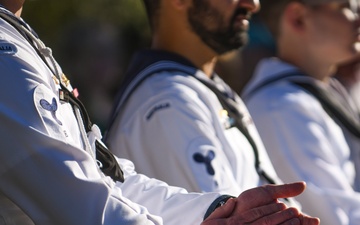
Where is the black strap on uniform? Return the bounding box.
[59,84,125,182]
[0,10,125,183]
[195,78,277,185]
[292,81,360,138]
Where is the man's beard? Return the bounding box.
[188,1,249,55]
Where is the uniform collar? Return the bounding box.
[125,49,197,79]
[124,49,236,101]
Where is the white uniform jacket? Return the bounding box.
[0,8,222,225]
[105,50,282,196]
[242,58,360,225]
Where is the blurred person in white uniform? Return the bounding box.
[0,0,320,225]
[242,0,360,224]
[336,54,360,112]
[105,0,293,204]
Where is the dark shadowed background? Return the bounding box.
[22,0,151,131]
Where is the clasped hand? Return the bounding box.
[202,182,320,225]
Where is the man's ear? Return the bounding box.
[283,2,308,33]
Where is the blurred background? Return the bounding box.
[22,0,151,131]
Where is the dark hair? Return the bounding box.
[259,0,301,38]
[142,0,161,29]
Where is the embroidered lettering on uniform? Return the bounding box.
[193,150,216,175]
[40,98,63,125]
[63,130,68,137]
[0,42,17,55]
[146,102,171,120]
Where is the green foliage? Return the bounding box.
[20,0,152,130]
[22,0,150,51]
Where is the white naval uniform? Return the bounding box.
[242,58,360,225]
[105,50,282,196]
[0,8,221,225]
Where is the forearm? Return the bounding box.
[117,166,223,225]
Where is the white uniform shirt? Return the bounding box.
[243,58,360,225]
[0,9,221,225]
[106,50,281,196]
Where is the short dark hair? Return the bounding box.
[259,0,301,39]
[142,0,161,29]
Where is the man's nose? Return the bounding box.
[237,0,260,13]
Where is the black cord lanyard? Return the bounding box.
[0,9,124,182]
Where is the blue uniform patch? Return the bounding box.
[0,41,17,55]
[193,150,216,175]
[40,97,63,125]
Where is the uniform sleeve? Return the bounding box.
[107,75,242,196]
[246,86,360,225]
[0,123,162,225]
[115,158,222,225]
[0,33,161,224]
